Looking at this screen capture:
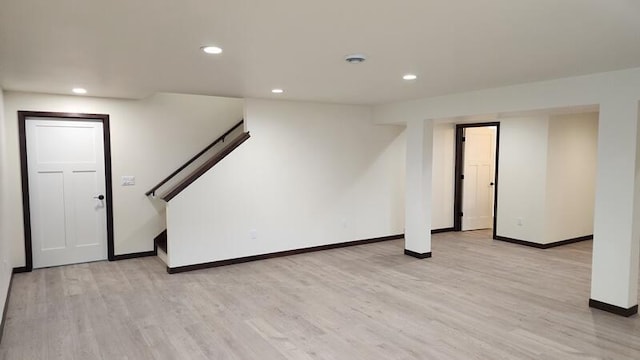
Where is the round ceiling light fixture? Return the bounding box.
[72,87,87,94]
[345,54,367,64]
[403,74,418,80]
[201,46,223,54]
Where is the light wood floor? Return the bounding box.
[1,230,639,360]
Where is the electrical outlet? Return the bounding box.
[517,217,523,226]
[249,229,257,239]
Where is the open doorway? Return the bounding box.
[454,122,500,237]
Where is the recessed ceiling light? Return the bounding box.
[403,74,418,80]
[201,46,223,54]
[72,88,87,94]
[272,88,284,94]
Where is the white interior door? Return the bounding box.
[26,118,108,268]
[462,126,496,231]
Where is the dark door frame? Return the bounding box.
[18,111,115,272]
[453,122,500,239]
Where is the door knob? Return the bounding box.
[93,195,105,200]
[489,182,495,186]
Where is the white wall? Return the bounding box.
[495,113,598,244]
[431,123,455,229]
[2,92,244,266]
[545,113,598,242]
[373,68,640,125]
[0,89,12,329]
[166,99,406,268]
[404,119,433,255]
[496,116,550,243]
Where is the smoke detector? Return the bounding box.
[345,54,367,64]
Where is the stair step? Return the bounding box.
[154,230,167,253]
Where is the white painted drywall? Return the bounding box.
[496,116,549,243]
[404,119,433,254]
[166,99,406,268]
[591,98,640,308]
[545,113,598,242]
[0,89,12,327]
[2,92,244,266]
[496,113,598,244]
[373,68,640,125]
[431,123,455,230]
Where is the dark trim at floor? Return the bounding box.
[0,274,14,345]
[403,249,432,259]
[494,235,593,249]
[9,249,158,273]
[11,267,28,274]
[589,299,638,317]
[431,227,455,234]
[167,234,405,274]
[111,249,158,261]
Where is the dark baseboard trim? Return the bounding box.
[11,267,28,274]
[547,235,594,248]
[589,299,638,317]
[12,248,158,269]
[494,235,593,249]
[111,249,158,261]
[431,227,455,234]
[403,249,432,259]
[167,234,404,274]
[0,274,14,345]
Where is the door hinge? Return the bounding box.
[462,136,466,142]
[460,174,464,180]
[459,212,464,217]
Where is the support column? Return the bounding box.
[404,119,433,258]
[590,97,640,316]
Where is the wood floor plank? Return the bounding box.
[1,230,639,359]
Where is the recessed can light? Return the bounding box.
[201,46,223,54]
[403,74,418,80]
[272,88,284,94]
[72,88,87,94]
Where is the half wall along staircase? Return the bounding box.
[146,119,250,265]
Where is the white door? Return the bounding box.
[26,119,108,268]
[462,126,496,231]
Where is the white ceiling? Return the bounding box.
[1,0,639,105]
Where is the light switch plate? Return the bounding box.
[121,176,136,186]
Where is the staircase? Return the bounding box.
[147,120,250,266]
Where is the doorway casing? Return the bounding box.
[453,122,500,238]
[17,111,114,272]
